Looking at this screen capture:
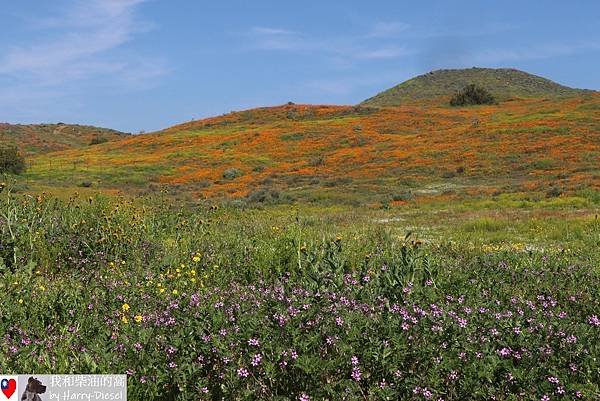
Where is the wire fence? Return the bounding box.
[27,158,95,171]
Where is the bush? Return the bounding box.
[450,84,496,106]
[246,187,282,204]
[546,186,563,198]
[323,177,353,187]
[308,155,325,167]
[90,135,108,145]
[392,191,413,202]
[0,145,26,174]
[222,168,244,180]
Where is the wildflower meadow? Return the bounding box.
[1,187,599,400]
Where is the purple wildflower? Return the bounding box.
[251,353,262,366]
[351,366,361,381]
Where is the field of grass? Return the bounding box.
[1,185,599,400]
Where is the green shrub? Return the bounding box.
[0,145,26,174]
[222,168,244,180]
[546,186,563,198]
[450,84,496,106]
[90,135,108,145]
[392,191,413,201]
[246,187,282,204]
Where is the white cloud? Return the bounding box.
[0,0,163,85]
[246,25,307,51]
[243,23,412,62]
[251,26,297,36]
[355,47,412,60]
[366,22,410,38]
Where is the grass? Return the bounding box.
[0,123,128,156]
[0,187,599,400]
[361,67,592,106]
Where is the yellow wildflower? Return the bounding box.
[121,315,129,324]
[172,289,179,296]
[134,315,143,323]
[122,303,130,312]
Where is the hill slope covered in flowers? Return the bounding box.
[23,93,600,207]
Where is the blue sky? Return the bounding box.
[1,0,599,133]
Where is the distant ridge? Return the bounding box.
[361,67,593,106]
[0,123,129,155]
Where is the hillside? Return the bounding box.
[0,123,129,155]
[362,67,592,106]
[23,94,600,205]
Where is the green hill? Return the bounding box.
[0,123,129,156]
[361,67,592,106]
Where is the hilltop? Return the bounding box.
[362,67,592,106]
[0,123,129,155]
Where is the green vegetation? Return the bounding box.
[0,122,128,155]
[362,67,591,106]
[0,145,26,174]
[223,168,244,180]
[0,189,599,400]
[449,84,496,106]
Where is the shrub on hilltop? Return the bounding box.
[450,83,496,106]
